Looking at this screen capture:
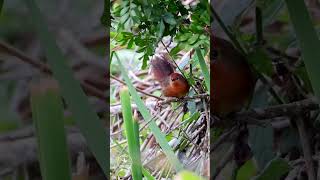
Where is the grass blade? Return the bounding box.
[101,0,110,27]
[30,78,71,180]
[24,0,108,176]
[142,167,155,180]
[120,87,142,180]
[0,0,3,15]
[115,53,184,172]
[195,48,210,93]
[285,0,320,101]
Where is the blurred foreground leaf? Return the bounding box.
[25,0,108,176]
[30,79,71,180]
[253,157,290,180]
[285,0,320,101]
[120,87,142,180]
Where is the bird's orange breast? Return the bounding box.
[162,79,190,98]
[212,37,256,116]
[212,60,255,115]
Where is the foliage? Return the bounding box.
[110,1,210,179]
[120,87,143,180]
[111,0,210,69]
[212,0,320,179]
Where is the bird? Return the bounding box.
[150,54,190,98]
[212,36,256,116]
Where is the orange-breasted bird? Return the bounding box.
[150,54,190,98]
[212,36,256,116]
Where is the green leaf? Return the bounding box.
[120,88,142,180]
[247,48,274,76]
[163,12,177,25]
[262,0,285,27]
[195,48,210,93]
[120,13,130,24]
[174,170,204,180]
[0,0,3,15]
[236,159,257,180]
[182,112,200,126]
[179,33,192,42]
[100,0,109,27]
[25,0,108,177]
[30,79,71,180]
[249,125,275,170]
[142,167,155,180]
[285,0,320,101]
[188,34,200,45]
[252,157,291,180]
[127,38,134,49]
[141,54,148,70]
[170,43,184,56]
[158,20,165,40]
[120,6,129,16]
[294,66,313,93]
[137,46,147,53]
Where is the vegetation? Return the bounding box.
[0,0,108,179]
[110,0,210,179]
[212,0,320,179]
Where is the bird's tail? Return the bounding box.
[150,54,175,83]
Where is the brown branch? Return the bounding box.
[212,145,234,179]
[236,97,319,120]
[110,74,164,100]
[212,126,237,152]
[82,34,107,47]
[0,40,107,100]
[266,46,299,62]
[295,116,316,180]
[0,41,51,73]
[159,94,209,104]
[0,126,93,176]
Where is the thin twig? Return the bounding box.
[212,126,237,152]
[295,115,316,180]
[212,145,234,179]
[0,40,107,100]
[236,97,319,120]
[110,74,164,100]
[159,94,209,104]
[266,46,299,62]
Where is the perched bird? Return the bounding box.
[212,36,256,116]
[150,54,190,98]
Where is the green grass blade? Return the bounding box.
[24,0,108,176]
[195,48,210,93]
[175,170,205,180]
[115,53,184,172]
[142,167,155,180]
[253,157,290,180]
[101,0,110,28]
[120,87,142,180]
[0,0,3,15]
[285,0,320,101]
[30,79,71,180]
[255,7,263,45]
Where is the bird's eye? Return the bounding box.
[172,77,179,81]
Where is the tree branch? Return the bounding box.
[0,40,107,100]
